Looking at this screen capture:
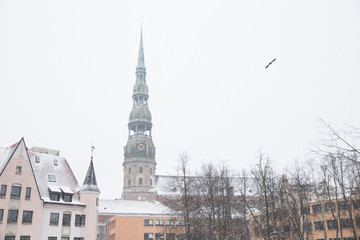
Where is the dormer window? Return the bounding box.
[16,166,22,175]
[48,186,61,201]
[60,187,74,203]
[63,194,72,202]
[48,174,56,182]
[35,156,40,163]
[54,159,58,166]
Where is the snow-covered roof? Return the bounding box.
[28,150,84,206]
[99,199,173,217]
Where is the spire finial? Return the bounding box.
[91,142,95,161]
[136,26,146,71]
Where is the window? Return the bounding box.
[327,219,338,230]
[20,237,30,240]
[0,185,6,197]
[304,222,312,232]
[62,213,71,226]
[5,237,15,240]
[75,214,86,226]
[129,168,131,174]
[54,159,58,166]
[176,220,185,226]
[10,186,21,199]
[16,166,22,174]
[155,233,164,240]
[128,179,131,186]
[0,209,3,222]
[35,156,40,163]
[155,219,164,226]
[150,179,153,186]
[312,204,322,214]
[356,217,360,228]
[139,178,143,185]
[166,220,175,226]
[48,174,56,182]
[150,168,152,174]
[283,225,290,234]
[325,202,335,212]
[176,234,185,240]
[340,218,352,229]
[315,221,324,231]
[50,192,60,201]
[7,210,18,223]
[61,238,69,240]
[74,238,84,240]
[301,206,310,215]
[22,211,33,224]
[25,187,31,200]
[353,199,360,209]
[144,233,154,240]
[144,219,153,226]
[49,213,59,225]
[139,167,143,173]
[48,237,57,240]
[63,194,72,202]
[338,201,350,211]
[166,233,175,240]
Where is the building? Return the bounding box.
[0,138,100,240]
[100,200,184,240]
[122,27,157,202]
[250,198,360,240]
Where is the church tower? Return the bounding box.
[122,28,157,201]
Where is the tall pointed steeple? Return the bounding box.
[122,28,157,201]
[81,146,100,193]
[136,27,146,71]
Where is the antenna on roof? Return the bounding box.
[91,142,95,161]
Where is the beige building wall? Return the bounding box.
[0,140,43,239]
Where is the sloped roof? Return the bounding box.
[99,199,172,217]
[80,160,100,193]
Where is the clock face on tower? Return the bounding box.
[137,143,145,151]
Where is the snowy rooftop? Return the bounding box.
[99,199,173,217]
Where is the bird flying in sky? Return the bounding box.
[265,58,276,69]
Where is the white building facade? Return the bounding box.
[0,138,100,240]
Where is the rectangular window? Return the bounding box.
[144,233,154,240]
[144,219,154,226]
[22,211,33,224]
[338,201,350,211]
[0,209,3,222]
[20,236,30,240]
[340,218,352,229]
[315,221,324,231]
[7,210,19,223]
[304,222,312,232]
[62,213,71,226]
[5,237,15,240]
[10,186,21,199]
[325,202,335,212]
[283,225,290,234]
[312,204,322,214]
[25,187,31,200]
[353,199,360,209]
[166,220,175,226]
[166,233,175,240]
[54,159,58,166]
[63,194,72,202]
[176,234,185,240]
[155,233,164,240]
[327,219,338,230]
[48,237,57,240]
[61,238,69,240]
[74,238,84,240]
[356,217,360,228]
[176,220,185,226]
[0,185,6,198]
[50,192,60,201]
[75,214,86,226]
[155,219,164,226]
[301,206,310,215]
[35,156,40,163]
[49,213,59,225]
[16,166,22,174]
[48,174,56,182]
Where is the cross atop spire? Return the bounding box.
[136,27,146,71]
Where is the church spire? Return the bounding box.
[136,27,146,71]
[80,145,100,193]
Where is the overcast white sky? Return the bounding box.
[0,0,359,199]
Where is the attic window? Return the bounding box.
[54,159,58,166]
[35,156,40,163]
[48,175,56,182]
